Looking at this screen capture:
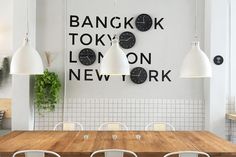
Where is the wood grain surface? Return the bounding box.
[0,131,236,157]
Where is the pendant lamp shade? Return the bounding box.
[180,41,212,78]
[10,38,44,75]
[100,39,130,75]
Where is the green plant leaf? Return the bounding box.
[34,69,61,114]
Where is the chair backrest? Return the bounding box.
[98,122,129,131]
[53,122,83,131]
[90,149,137,157]
[145,122,175,131]
[164,151,210,157]
[12,150,61,157]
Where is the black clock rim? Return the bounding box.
[119,31,136,49]
[130,67,148,84]
[135,13,153,32]
[78,48,96,66]
[213,55,224,65]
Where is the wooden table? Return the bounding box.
[0,131,236,157]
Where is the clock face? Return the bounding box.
[130,67,148,84]
[135,14,153,32]
[78,48,96,66]
[213,55,224,65]
[119,31,136,49]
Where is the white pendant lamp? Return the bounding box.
[10,37,44,75]
[180,0,212,78]
[100,0,130,75]
[100,37,130,75]
[180,41,212,78]
[10,0,44,75]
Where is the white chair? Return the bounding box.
[164,151,210,157]
[98,122,129,131]
[145,122,175,131]
[53,122,83,131]
[12,150,61,157]
[90,149,137,157]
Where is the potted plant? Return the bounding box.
[0,57,10,85]
[34,69,61,113]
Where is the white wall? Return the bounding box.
[231,0,236,98]
[36,0,65,85]
[0,0,12,52]
[0,0,12,98]
[204,0,229,138]
[35,0,205,100]
[34,0,208,132]
[65,0,205,99]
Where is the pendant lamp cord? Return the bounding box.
[228,0,232,141]
[228,0,232,109]
[194,0,198,40]
[113,0,118,40]
[26,0,29,39]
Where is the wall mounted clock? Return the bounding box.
[130,67,148,84]
[78,48,96,66]
[119,31,136,49]
[135,14,153,32]
[213,55,224,65]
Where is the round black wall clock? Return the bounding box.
[135,14,153,32]
[213,55,224,65]
[119,31,136,49]
[78,48,96,66]
[130,67,148,84]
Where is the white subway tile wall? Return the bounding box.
[35,101,63,130]
[35,98,205,131]
[226,100,236,143]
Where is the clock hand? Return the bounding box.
[142,16,145,22]
[120,37,131,42]
[125,37,132,41]
[138,69,142,77]
[136,21,145,24]
[136,16,145,24]
[86,56,91,62]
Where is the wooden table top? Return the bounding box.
[0,131,236,157]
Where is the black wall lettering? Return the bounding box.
[155,18,164,30]
[69,51,77,63]
[96,34,105,46]
[110,17,121,28]
[98,52,103,64]
[162,70,171,81]
[80,34,92,45]
[149,70,158,81]
[127,52,138,64]
[107,34,113,46]
[122,75,126,81]
[82,16,93,28]
[124,17,134,29]
[140,53,151,64]
[84,69,93,81]
[69,69,80,80]
[69,33,78,45]
[67,15,172,83]
[96,70,110,81]
[96,16,107,28]
[70,15,79,27]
